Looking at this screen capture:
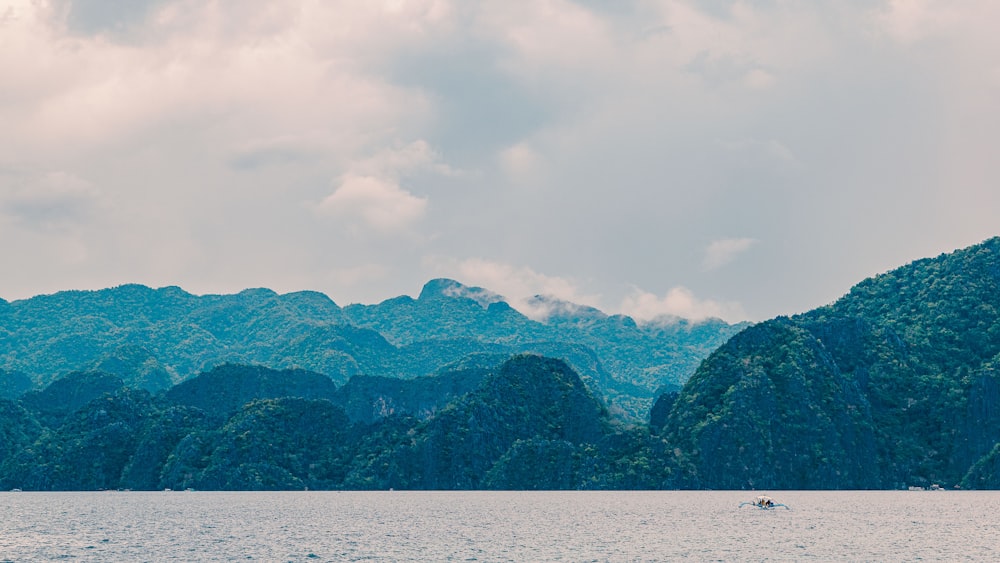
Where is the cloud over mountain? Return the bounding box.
[2,0,999,322]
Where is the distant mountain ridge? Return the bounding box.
[0,279,745,419]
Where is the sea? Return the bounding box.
[1,490,997,561]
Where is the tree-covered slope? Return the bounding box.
[658,236,1000,489]
[344,355,630,490]
[340,279,744,416]
[0,358,666,491]
[162,364,339,420]
[0,285,348,390]
[333,366,489,424]
[413,354,610,489]
[174,397,354,491]
[5,239,1000,491]
[0,369,33,400]
[0,279,744,420]
[0,399,43,471]
[19,370,126,426]
[3,389,154,491]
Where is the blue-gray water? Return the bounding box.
[2,490,997,561]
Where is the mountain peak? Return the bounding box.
[418,279,504,308]
[418,278,462,299]
[237,287,279,299]
[279,290,340,310]
[523,295,608,324]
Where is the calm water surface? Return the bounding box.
[1,490,997,561]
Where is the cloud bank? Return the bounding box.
[703,238,757,271]
[2,0,999,323]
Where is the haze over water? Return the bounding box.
[2,491,997,561]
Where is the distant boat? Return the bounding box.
[739,495,789,510]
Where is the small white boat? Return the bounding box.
[739,495,789,510]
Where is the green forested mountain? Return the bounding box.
[0,368,33,400]
[0,358,667,491]
[163,364,339,420]
[655,236,1000,489]
[19,370,126,426]
[347,355,612,489]
[0,279,743,419]
[4,238,1000,490]
[333,364,489,425]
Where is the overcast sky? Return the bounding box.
[1,0,998,322]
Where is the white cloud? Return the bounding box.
[427,256,602,320]
[317,174,427,233]
[314,139,458,235]
[703,238,757,271]
[352,139,460,179]
[439,282,504,310]
[482,0,614,82]
[875,0,972,45]
[227,134,325,170]
[1,0,998,323]
[620,286,747,323]
[426,256,750,323]
[499,142,542,181]
[0,0,432,160]
[520,295,605,323]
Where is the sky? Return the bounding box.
[1,0,998,323]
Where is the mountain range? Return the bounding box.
[3,236,1000,489]
[0,278,744,419]
[0,357,659,490]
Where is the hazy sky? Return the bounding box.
[2,0,998,322]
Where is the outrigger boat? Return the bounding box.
[739,495,789,510]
